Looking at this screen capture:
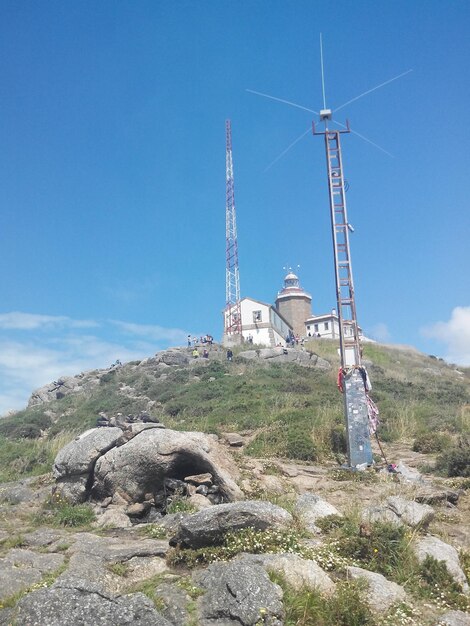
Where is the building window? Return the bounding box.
[306,325,310,330]
[314,324,319,332]
[324,322,329,331]
[253,310,262,323]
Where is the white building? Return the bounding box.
[224,297,292,347]
[305,310,363,340]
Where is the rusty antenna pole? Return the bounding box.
[313,35,373,468]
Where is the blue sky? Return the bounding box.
[0,1,469,414]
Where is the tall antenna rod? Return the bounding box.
[313,38,373,469]
[224,120,242,343]
[320,33,327,110]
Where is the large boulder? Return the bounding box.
[11,579,172,626]
[294,493,341,534]
[386,496,434,529]
[264,554,335,595]
[53,427,122,503]
[238,348,330,369]
[435,610,470,626]
[92,429,242,504]
[363,496,434,530]
[193,560,284,626]
[170,500,293,548]
[414,536,469,593]
[155,349,190,367]
[28,372,101,407]
[346,566,407,612]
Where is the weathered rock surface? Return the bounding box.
[295,493,341,533]
[363,496,434,529]
[435,610,470,625]
[396,462,425,484]
[23,528,70,550]
[92,429,242,504]
[67,532,168,562]
[346,566,407,612]
[170,500,293,548]
[415,488,460,506]
[414,536,469,593]
[154,581,191,626]
[0,477,50,506]
[11,579,172,626]
[54,427,122,503]
[94,506,133,528]
[238,347,330,369]
[268,553,335,594]
[53,532,169,596]
[155,349,191,366]
[222,432,245,447]
[362,504,403,526]
[193,560,284,626]
[29,372,101,407]
[386,495,434,528]
[0,549,65,601]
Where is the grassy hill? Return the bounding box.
[0,339,468,483]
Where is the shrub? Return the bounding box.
[245,420,318,462]
[36,493,96,528]
[285,427,318,461]
[330,424,347,453]
[412,431,452,453]
[435,436,470,477]
[166,496,197,514]
[271,575,374,626]
[167,527,305,568]
[412,555,470,611]
[0,412,52,440]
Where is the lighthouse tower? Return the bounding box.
[275,270,312,337]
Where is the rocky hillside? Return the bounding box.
[0,340,469,625]
[1,340,469,480]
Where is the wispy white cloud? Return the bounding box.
[367,322,391,343]
[111,320,188,345]
[0,312,98,330]
[0,312,189,415]
[421,306,470,366]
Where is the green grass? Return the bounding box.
[0,341,468,481]
[167,526,306,568]
[30,494,96,528]
[311,512,470,612]
[270,575,375,626]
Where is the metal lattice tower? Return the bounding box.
[314,113,373,468]
[225,120,242,337]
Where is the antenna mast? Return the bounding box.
[224,120,242,342]
[313,40,373,468]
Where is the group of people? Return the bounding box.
[192,348,210,359]
[187,334,213,347]
[284,333,305,347]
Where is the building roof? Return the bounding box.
[276,270,312,301]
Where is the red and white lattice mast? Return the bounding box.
[223,120,242,344]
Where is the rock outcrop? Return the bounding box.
[53,418,242,521]
[238,347,330,369]
[414,536,469,593]
[169,501,293,548]
[294,493,341,534]
[12,580,172,626]
[345,566,407,612]
[193,560,284,626]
